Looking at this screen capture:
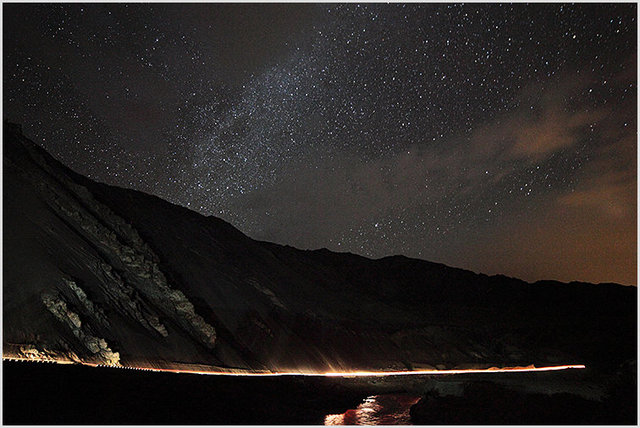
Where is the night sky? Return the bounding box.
[4,3,637,285]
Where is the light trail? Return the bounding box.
[87,363,586,377]
[321,364,586,377]
[3,356,585,377]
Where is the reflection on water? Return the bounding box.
[325,394,421,425]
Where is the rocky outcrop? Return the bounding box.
[49,192,215,347]
[41,293,121,365]
[4,344,82,364]
[93,260,168,337]
[6,130,216,349]
[250,279,287,309]
[63,278,110,328]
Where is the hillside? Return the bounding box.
[3,122,636,374]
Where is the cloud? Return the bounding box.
[468,73,636,285]
[229,67,636,284]
[558,170,635,219]
[508,107,607,160]
[469,76,611,163]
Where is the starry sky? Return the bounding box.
[4,3,637,285]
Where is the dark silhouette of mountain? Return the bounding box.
[3,121,636,376]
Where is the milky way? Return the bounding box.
[4,3,636,284]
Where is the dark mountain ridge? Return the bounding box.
[3,121,636,374]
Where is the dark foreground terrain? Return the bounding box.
[410,369,637,425]
[3,360,636,425]
[2,361,363,425]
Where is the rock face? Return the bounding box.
[2,122,637,373]
[41,292,120,365]
[4,123,221,369]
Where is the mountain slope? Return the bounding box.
[3,122,636,373]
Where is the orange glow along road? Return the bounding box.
[84,363,586,377]
[322,364,586,377]
[3,357,585,377]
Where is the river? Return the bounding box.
[324,394,422,425]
